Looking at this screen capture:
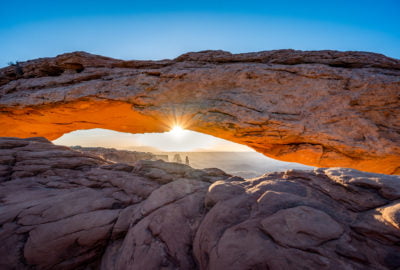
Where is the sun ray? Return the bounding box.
[169,125,185,137]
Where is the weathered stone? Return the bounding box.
[260,205,344,248]
[0,50,399,174]
[0,137,399,269]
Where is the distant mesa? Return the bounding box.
[172,153,183,163]
[72,146,155,163]
[172,153,191,166]
[72,146,170,163]
[155,154,169,162]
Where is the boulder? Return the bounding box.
[0,137,399,269]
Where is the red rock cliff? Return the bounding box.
[0,50,399,174]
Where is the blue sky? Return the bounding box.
[2,0,400,151]
[1,0,399,67]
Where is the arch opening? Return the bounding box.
[53,128,312,179]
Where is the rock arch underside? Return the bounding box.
[0,50,400,174]
[1,50,400,270]
[1,50,400,174]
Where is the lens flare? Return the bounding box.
[170,125,185,137]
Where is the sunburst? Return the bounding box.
[169,125,185,137]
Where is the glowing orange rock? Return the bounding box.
[1,50,399,174]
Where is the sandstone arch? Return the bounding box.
[0,50,399,174]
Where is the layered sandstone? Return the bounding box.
[0,137,399,269]
[0,50,399,174]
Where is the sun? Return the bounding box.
[169,125,185,137]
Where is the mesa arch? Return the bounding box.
[0,50,399,174]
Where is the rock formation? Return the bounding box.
[0,50,399,174]
[173,153,183,163]
[154,154,169,162]
[72,146,156,164]
[185,155,190,165]
[1,137,399,269]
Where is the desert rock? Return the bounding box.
[0,137,399,269]
[0,50,399,174]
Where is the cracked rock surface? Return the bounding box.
[0,50,399,174]
[0,137,399,269]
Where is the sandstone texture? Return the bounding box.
[1,137,399,269]
[0,50,399,174]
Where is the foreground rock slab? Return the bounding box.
[0,137,399,269]
[0,50,400,174]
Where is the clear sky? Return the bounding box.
[1,0,399,66]
[2,0,400,151]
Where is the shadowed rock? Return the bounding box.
[0,137,399,269]
[0,50,399,174]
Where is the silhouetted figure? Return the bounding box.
[185,156,190,165]
[173,154,182,163]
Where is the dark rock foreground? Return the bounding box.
[0,137,399,269]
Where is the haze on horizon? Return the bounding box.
[53,128,255,152]
[53,128,313,179]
